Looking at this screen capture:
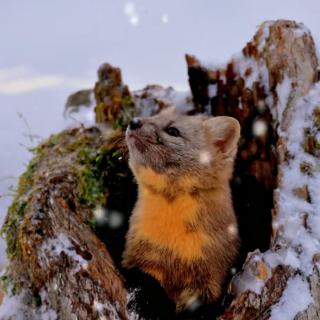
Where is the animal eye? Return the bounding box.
[166,126,180,137]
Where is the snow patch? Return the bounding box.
[263,248,300,270]
[234,82,320,315]
[275,74,292,128]
[40,233,88,272]
[64,91,95,127]
[234,52,269,92]
[133,86,193,117]
[235,55,259,88]
[0,291,57,320]
[208,84,217,98]
[65,106,95,127]
[294,23,311,38]
[277,83,320,275]
[0,292,31,320]
[271,275,313,320]
[257,21,272,52]
[233,252,271,295]
[126,290,142,320]
[93,300,121,320]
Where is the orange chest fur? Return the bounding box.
[132,188,209,260]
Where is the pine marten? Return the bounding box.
[122,107,240,313]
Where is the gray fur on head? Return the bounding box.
[126,107,240,186]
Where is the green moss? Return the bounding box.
[0,273,10,292]
[31,131,65,155]
[64,131,99,153]
[2,127,132,259]
[74,133,132,214]
[16,158,38,195]
[76,146,107,206]
[37,129,98,156]
[1,153,41,258]
[1,143,44,258]
[95,102,106,123]
[46,131,65,146]
[88,217,97,230]
[1,199,27,258]
[111,95,136,129]
[0,272,20,296]
[75,142,127,207]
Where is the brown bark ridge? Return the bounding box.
[187,20,320,319]
[94,63,135,126]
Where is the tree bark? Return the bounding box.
[2,128,131,319]
[186,20,320,320]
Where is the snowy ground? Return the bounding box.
[0,0,320,286]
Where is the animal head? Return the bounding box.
[126,107,240,190]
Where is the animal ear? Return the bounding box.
[204,116,240,156]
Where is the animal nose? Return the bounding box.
[129,118,143,130]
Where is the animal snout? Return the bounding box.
[129,118,143,130]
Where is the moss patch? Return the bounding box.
[1,129,84,258]
[75,142,131,209]
[76,146,108,207]
[1,200,27,258]
[0,272,21,296]
[114,95,136,129]
[2,126,136,272]
[1,152,41,258]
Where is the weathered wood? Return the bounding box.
[2,128,131,319]
[94,63,135,126]
[187,20,319,320]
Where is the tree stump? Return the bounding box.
[186,20,320,320]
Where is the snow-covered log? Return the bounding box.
[187,20,320,320]
[0,128,133,319]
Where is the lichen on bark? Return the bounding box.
[1,127,134,319]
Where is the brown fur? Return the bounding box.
[122,108,240,311]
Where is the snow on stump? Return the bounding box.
[187,20,320,320]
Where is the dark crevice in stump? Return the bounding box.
[187,58,278,268]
